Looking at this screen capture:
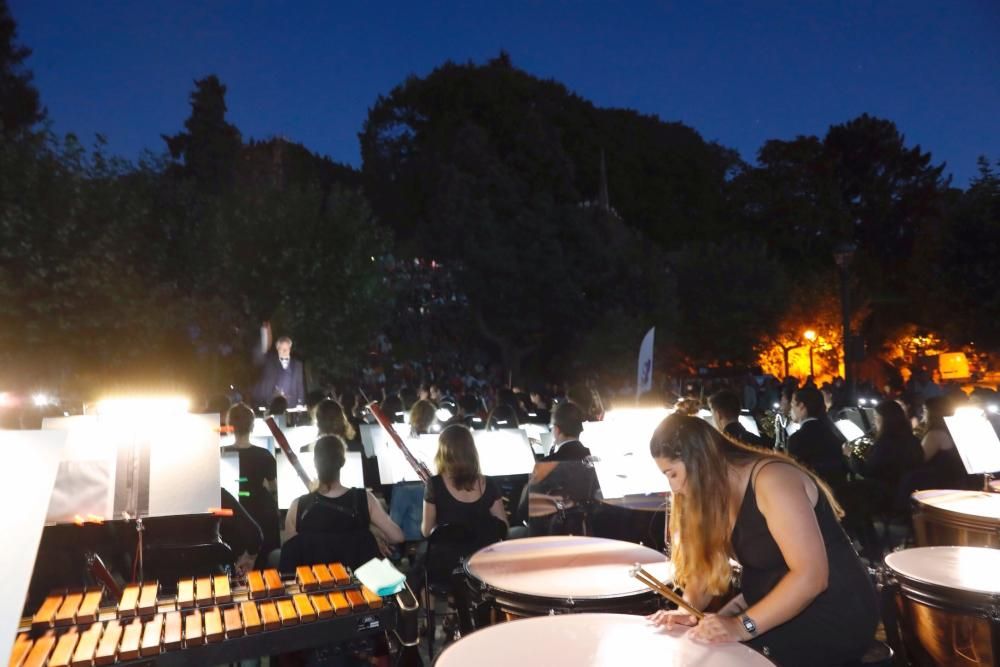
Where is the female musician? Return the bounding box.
[647,414,877,666]
[300,398,356,452]
[421,424,508,538]
[283,435,403,567]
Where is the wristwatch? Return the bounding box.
[740,613,758,637]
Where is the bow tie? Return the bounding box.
[279,357,290,369]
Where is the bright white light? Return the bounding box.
[858,398,868,405]
[988,405,999,415]
[435,408,454,422]
[835,419,865,441]
[773,403,780,409]
[0,392,16,408]
[955,406,986,419]
[96,396,190,418]
[871,399,879,406]
[32,393,52,407]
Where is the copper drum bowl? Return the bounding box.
[911,490,1000,548]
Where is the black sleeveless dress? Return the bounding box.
[731,460,878,666]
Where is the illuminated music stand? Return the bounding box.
[0,430,66,658]
[274,451,365,510]
[946,410,1000,479]
[835,419,866,442]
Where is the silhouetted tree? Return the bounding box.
[0,0,44,135]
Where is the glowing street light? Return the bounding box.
[803,330,817,378]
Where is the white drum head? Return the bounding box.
[436,613,776,667]
[886,546,1000,595]
[466,535,672,599]
[912,490,1000,520]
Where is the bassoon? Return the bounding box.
[367,402,431,483]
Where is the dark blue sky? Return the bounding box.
[11,1,999,186]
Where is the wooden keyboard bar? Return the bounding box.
[183,610,203,648]
[276,599,298,626]
[22,630,56,667]
[213,574,232,604]
[360,586,383,609]
[223,606,243,638]
[48,628,79,667]
[176,578,194,608]
[194,577,213,606]
[312,564,334,589]
[328,592,350,615]
[162,611,182,651]
[259,601,280,631]
[296,565,319,591]
[10,633,33,667]
[137,582,159,616]
[204,607,224,643]
[31,594,62,629]
[71,622,102,667]
[263,569,283,597]
[345,589,366,611]
[292,594,316,622]
[140,614,163,657]
[247,571,266,599]
[54,592,83,627]
[118,584,140,618]
[310,593,333,619]
[76,590,103,624]
[328,563,350,585]
[241,600,262,635]
[118,618,143,661]
[94,619,122,666]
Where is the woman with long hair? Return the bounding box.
[918,395,969,489]
[647,414,877,665]
[421,424,507,538]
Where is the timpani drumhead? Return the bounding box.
[435,613,777,667]
[885,546,1000,596]
[465,535,672,600]
[911,490,1000,521]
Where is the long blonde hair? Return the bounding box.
[649,414,842,595]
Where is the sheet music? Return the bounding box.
[946,412,1000,475]
[275,451,365,509]
[43,413,219,521]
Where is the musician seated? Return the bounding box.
[709,389,766,448]
[786,387,847,493]
[541,402,591,461]
[300,398,357,453]
[647,414,877,666]
[282,435,404,570]
[421,424,508,542]
[223,403,280,569]
[844,400,923,513]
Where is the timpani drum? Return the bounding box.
[463,536,671,623]
[884,546,1000,666]
[434,613,777,667]
[911,490,1000,548]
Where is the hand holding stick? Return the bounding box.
[630,564,704,620]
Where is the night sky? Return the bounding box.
[11,1,999,186]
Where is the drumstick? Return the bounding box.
[630,564,704,620]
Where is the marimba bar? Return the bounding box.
[12,562,391,667]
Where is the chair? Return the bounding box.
[424,519,507,660]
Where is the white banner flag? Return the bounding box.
[637,327,655,397]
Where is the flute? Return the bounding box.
[630,564,704,620]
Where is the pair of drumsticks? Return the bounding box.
[630,564,704,620]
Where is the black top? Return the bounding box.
[295,488,370,533]
[253,353,306,406]
[723,421,767,449]
[787,419,847,490]
[541,439,591,462]
[732,459,877,665]
[284,488,378,570]
[222,445,280,560]
[219,488,263,558]
[858,432,923,487]
[424,474,500,528]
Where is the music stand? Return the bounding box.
[274,451,365,509]
[835,419,866,442]
[946,411,1000,476]
[0,430,66,657]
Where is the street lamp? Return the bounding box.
[833,242,857,405]
[804,329,817,378]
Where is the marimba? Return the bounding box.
[12,563,407,666]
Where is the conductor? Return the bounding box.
[253,321,305,408]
